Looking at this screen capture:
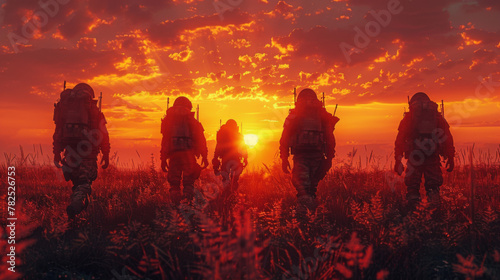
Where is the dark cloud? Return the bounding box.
[87,0,173,24]
[2,0,80,38]
[0,48,122,105]
[58,10,95,39]
[0,0,499,108]
[274,26,386,66]
[146,9,253,47]
[437,58,467,70]
[461,0,500,12]
[76,37,97,50]
[2,0,48,27]
[462,27,500,45]
[473,48,496,60]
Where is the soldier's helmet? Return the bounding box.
[296,88,321,109]
[297,88,318,102]
[225,119,238,131]
[173,96,193,110]
[409,92,430,105]
[73,83,95,98]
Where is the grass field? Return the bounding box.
[1,147,500,279]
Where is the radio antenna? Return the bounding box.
[441,100,445,117]
[293,87,297,107]
[98,92,102,112]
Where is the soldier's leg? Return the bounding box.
[231,163,244,193]
[220,160,231,197]
[222,159,243,193]
[68,183,92,218]
[67,160,97,218]
[167,155,183,206]
[424,160,443,208]
[308,158,323,198]
[292,159,311,198]
[292,158,316,212]
[404,162,423,209]
[182,153,200,202]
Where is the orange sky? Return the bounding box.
[0,0,499,167]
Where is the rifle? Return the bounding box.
[63,80,66,90]
[441,100,445,118]
[167,97,170,110]
[322,92,325,108]
[333,104,338,116]
[196,104,200,122]
[293,87,297,107]
[98,92,103,112]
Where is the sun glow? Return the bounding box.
[244,134,259,147]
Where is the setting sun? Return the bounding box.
[244,134,259,147]
[2,0,500,278]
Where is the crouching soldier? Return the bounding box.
[394,92,455,211]
[160,97,209,206]
[280,88,339,215]
[53,83,110,219]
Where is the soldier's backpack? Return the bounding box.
[55,88,98,143]
[161,107,194,153]
[291,110,325,154]
[216,125,241,158]
[409,98,439,139]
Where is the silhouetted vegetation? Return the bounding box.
[1,147,500,279]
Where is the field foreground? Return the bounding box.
[1,156,500,280]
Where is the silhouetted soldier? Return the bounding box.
[160,97,208,206]
[280,88,339,213]
[394,92,455,210]
[53,83,110,219]
[212,119,248,199]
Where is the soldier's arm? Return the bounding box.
[160,118,170,161]
[213,146,220,160]
[52,104,64,155]
[98,112,111,156]
[324,113,339,160]
[279,115,294,160]
[394,115,410,160]
[213,131,222,159]
[239,133,248,159]
[196,122,208,159]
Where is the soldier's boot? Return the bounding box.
[183,184,195,206]
[301,195,317,212]
[67,184,91,219]
[296,194,317,224]
[229,183,238,198]
[427,189,442,218]
[405,190,421,215]
[170,187,182,207]
[219,188,230,211]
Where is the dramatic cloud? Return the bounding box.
[1,0,499,163]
